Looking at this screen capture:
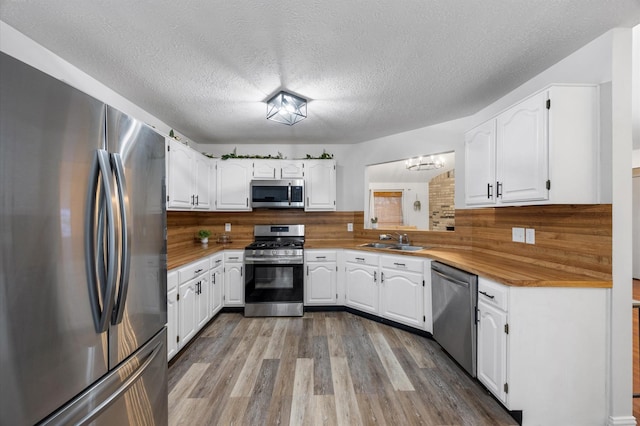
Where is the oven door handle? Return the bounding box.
[244,257,304,265]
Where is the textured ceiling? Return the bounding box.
[1,1,639,145]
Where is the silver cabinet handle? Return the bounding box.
[432,269,470,288]
[111,153,131,325]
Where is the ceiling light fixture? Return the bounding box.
[266,91,307,125]
[405,156,445,171]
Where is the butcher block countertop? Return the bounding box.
[169,239,611,289]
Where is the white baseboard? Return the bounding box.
[607,415,637,426]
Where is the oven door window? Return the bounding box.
[245,263,303,303]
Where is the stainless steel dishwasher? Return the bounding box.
[431,261,478,377]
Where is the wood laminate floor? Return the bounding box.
[168,311,517,426]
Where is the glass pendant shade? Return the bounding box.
[266,91,307,125]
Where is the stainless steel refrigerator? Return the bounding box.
[0,52,168,425]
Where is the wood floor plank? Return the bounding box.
[243,359,279,426]
[313,336,334,395]
[290,358,315,426]
[263,318,289,359]
[368,332,415,391]
[355,393,388,426]
[230,335,270,397]
[168,363,209,413]
[325,317,346,358]
[215,396,249,426]
[313,395,338,426]
[297,317,315,358]
[168,397,210,426]
[342,333,390,394]
[330,357,364,425]
[392,327,436,369]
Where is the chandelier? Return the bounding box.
[405,156,445,171]
[266,91,307,125]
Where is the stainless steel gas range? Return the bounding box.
[244,225,305,317]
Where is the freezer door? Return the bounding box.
[0,53,109,425]
[105,106,167,367]
[40,328,168,426]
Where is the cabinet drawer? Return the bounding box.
[478,277,508,311]
[380,255,424,273]
[305,250,337,262]
[210,253,224,269]
[224,251,244,263]
[178,258,209,283]
[344,250,378,266]
[167,270,178,293]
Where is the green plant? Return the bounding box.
[305,149,334,159]
[197,229,212,239]
[220,147,285,160]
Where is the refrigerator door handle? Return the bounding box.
[110,153,131,325]
[85,149,118,333]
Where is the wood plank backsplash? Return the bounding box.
[168,204,611,278]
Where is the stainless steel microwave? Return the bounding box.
[250,179,305,208]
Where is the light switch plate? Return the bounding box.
[347,223,353,232]
[225,223,231,232]
[512,227,525,243]
[525,228,535,244]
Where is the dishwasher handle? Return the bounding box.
[432,269,470,288]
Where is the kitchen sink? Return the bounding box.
[388,245,424,251]
[359,242,425,251]
[360,242,397,249]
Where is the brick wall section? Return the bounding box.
[429,170,455,231]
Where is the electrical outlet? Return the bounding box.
[347,223,353,232]
[512,227,525,243]
[225,223,231,232]
[525,228,535,244]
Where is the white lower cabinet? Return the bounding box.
[166,271,179,361]
[210,253,224,316]
[178,277,198,348]
[476,276,608,425]
[344,251,380,315]
[379,255,424,329]
[305,250,338,305]
[476,277,508,404]
[223,251,244,306]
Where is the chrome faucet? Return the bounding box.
[396,233,410,245]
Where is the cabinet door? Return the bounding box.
[193,155,212,210]
[465,121,496,206]
[305,262,337,305]
[280,161,304,178]
[166,286,179,361]
[305,160,336,211]
[216,160,251,210]
[380,268,423,328]
[195,276,210,330]
[496,91,548,203]
[178,280,198,347]
[477,300,508,404]
[344,263,378,314]
[224,263,244,306]
[167,139,194,209]
[210,265,224,315]
[252,160,277,179]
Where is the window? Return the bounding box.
[373,191,403,227]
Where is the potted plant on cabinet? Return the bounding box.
[197,229,212,245]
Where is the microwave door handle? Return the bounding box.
[288,183,292,206]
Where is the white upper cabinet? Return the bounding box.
[252,160,304,179]
[216,160,251,211]
[465,120,497,205]
[166,138,212,210]
[304,160,336,211]
[496,91,548,203]
[464,85,599,207]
